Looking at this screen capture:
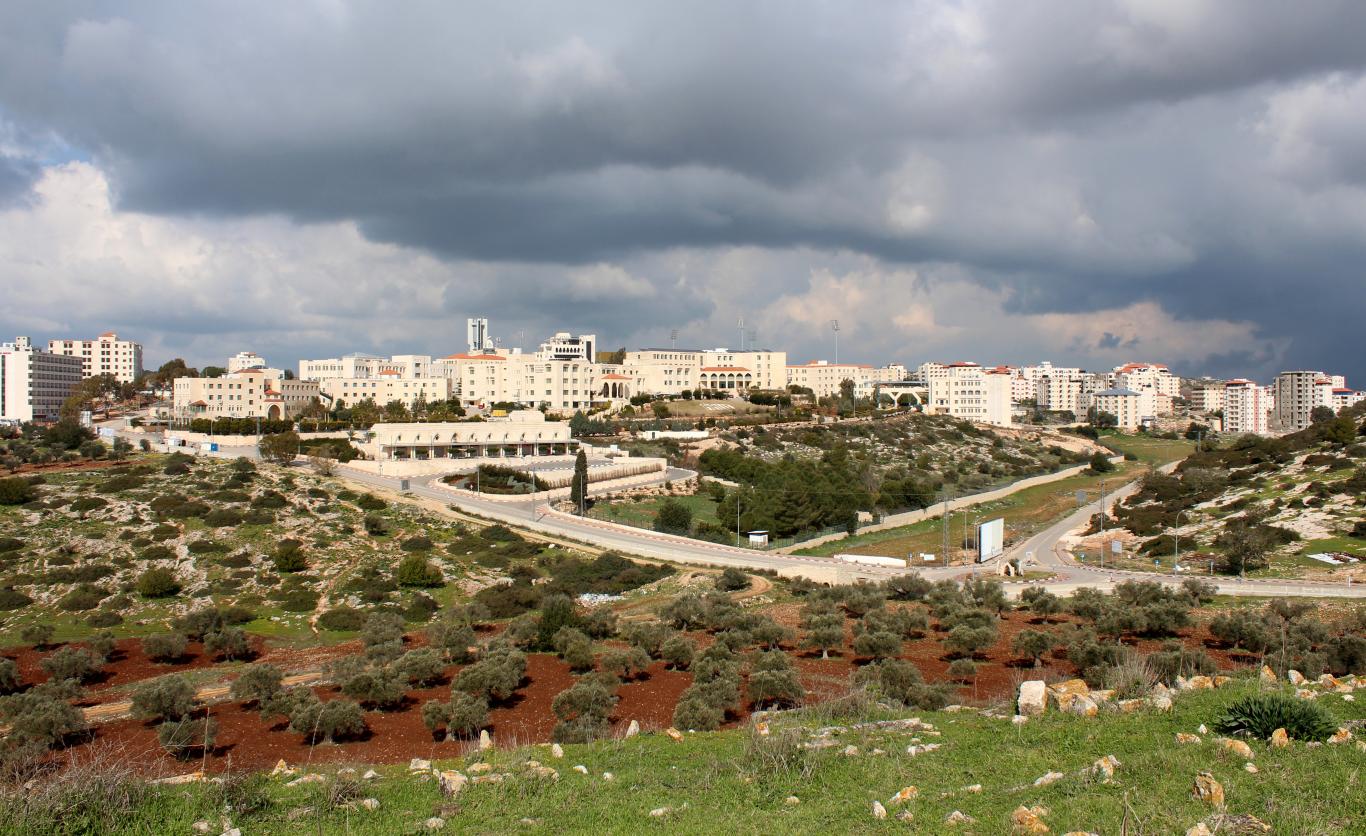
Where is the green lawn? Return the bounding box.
[589,493,721,532]
[1099,432,1197,465]
[796,462,1144,560]
[18,678,1363,834]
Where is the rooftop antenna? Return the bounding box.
[670,329,678,350]
[738,316,746,351]
[831,319,841,364]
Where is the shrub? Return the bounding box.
[272,542,308,573]
[856,658,951,710]
[356,494,387,511]
[551,677,619,743]
[0,692,87,747]
[395,648,445,687]
[203,508,244,528]
[947,658,978,682]
[318,607,368,632]
[136,568,181,598]
[715,567,750,592]
[340,666,407,709]
[581,607,619,639]
[623,621,673,658]
[0,537,22,553]
[85,610,123,628]
[176,606,254,640]
[204,627,252,661]
[672,695,725,732]
[363,514,389,536]
[747,651,803,709]
[400,536,433,552]
[1214,694,1337,742]
[21,623,56,648]
[455,647,527,702]
[600,646,652,680]
[40,647,100,683]
[142,633,189,663]
[0,658,20,695]
[157,715,217,759]
[138,544,175,561]
[422,691,489,741]
[230,664,284,705]
[852,630,901,660]
[361,611,406,650]
[131,675,196,721]
[70,497,108,513]
[395,555,444,588]
[660,636,696,670]
[0,477,38,505]
[289,697,366,744]
[0,588,33,611]
[427,615,478,663]
[654,499,693,535]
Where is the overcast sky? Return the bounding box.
[2,2,1365,383]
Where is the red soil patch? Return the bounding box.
[7,459,127,476]
[8,637,259,695]
[613,661,691,734]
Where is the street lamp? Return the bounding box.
[831,320,840,364]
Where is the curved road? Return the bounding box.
[101,419,1364,600]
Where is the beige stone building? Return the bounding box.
[368,410,575,461]
[622,349,702,396]
[925,362,1012,426]
[1087,387,1156,430]
[1,337,85,422]
[786,360,905,399]
[320,374,453,410]
[47,332,143,384]
[1223,379,1271,436]
[173,369,320,421]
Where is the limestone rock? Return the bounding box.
[360,798,380,811]
[1197,724,1208,735]
[755,721,770,736]
[1213,675,1232,688]
[603,772,615,781]
[962,784,983,793]
[625,719,640,738]
[1186,825,1213,836]
[574,764,589,774]
[1258,665,1276,685]
[1011,805,1050,833]
[468,762,492,774]
[1192,772,1225,808]
[285,774,326,787]
[784,796,800,806]
[438,771,466,797]
[424,817,446,831]
[1287,669,1305,686]
[666,727,684,742]
[1089,755,1121,780]
[1176,733,1202,745]
[408,758,432,773]
[842,744,859,756]
[1012,714,1029,726]
[1188,675,1214,690]
[479,729,493,750]
[192,822,213,835]
[889,786,918,804]
[1150,692,1173,712]
[1218,738,1254,760]
[1033,771,1065,787]
[1270,728,1289,748]
[551,743,564,759]
[1069,695,1099,717]
[271,759,297,777]
[946,810,976,825]
[1117,698,1145,713]
[1244,763,1258,774]
[896,810,914,822]
[362,769,380,781]
[872,801,887,820]
[220,829,241,836]
[1018,680,1047,716]
[1328,728,1353,745]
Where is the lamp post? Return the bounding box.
[1173,509,1188,575]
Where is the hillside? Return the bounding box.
[1097,404,1366,579]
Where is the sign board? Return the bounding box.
[1075,490,1086,506]
[1111,539,1122,555]
[399,479,411,492]
[977,518,1005,562]
[97,427,116,438]
[920,553,936,563]
[79,410,93,428]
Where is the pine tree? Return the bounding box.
[570,449,588,514]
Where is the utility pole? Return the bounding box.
[735,491,742,548]
[941,488,952,563]
[1173,509,1187,574]
[831,320,840,365]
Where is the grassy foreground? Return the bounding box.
[8,679,1361,834]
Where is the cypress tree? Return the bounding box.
[570,449,588,514]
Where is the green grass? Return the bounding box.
[589,493,720,531]
[796,462,1143,559]
[14,679,1362,834]
[1099,432,1196,465]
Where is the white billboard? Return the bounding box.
[977,518,1005,562]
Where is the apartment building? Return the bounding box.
[622,349,702,396]
[538,333,597,363]
[1190,382,1225,414]
[925,362,1012,427]
[227,351,268,373]
[701,349,787,391]
[172,369,320,421]
[1015,361,1083,402]
[1272,370,1333,433]
[319,374,453,410]
[785,360,905,399]
[299,354,403,381]
[1332,387,1365,412]
[47,332,143,383]
[1,337,85,423]
[1224,379,1271,436]
[1037,372,1087,417]
[1089,387,1156,431]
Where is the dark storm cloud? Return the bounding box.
[2,2,1366,378]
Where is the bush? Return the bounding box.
[136,567,180,598]
[747,651,803,709]
[400,536,433,552]
[715,567,750,592]
[1214,694,1337,742]
[0,659,20,695]
[289,697,366,744]
[0,588,33,611]
[131,675,196,721]
[204,626,252,661]
[551,677,619,743]
[660,636,696,670]
[0,477,38,505]
[230,664,284,705]
[157,715,217,759]
[176,606,254,641]
[455,647,527,702]
[600,646,652,680]
[21,623,56,648]
[341,666,407,709]
[40,647,100,683]
[0,692,87,747]
[0,537,22,553]
[946,658,978,682]
[855,658,951,710]
[423,691,489,740]
[395,648,445,687]
[356,494,387,511]
[673,695,725,732]
[142,633,189,663]
[318,607,368,632]
[395,555,444,588]
[427,613,479,663]
[272,542,308,573]
[58,583,110,611]
[1012,629,1058,667]
[653,499,693,535]
[363,514,389,536]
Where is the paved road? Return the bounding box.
[102,418,1365,600]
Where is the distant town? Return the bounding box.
[3,320,1358,439]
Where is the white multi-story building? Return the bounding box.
[369,411,575,461]
[47,332,143,384]
[1,337,85,423]
[1332,387,1365,412]
[173,369,320,421]
[1015,362,1083,402]
[1224,379,1271,436]
[299,354,405,381]
[622,349,703,396]
[466,318,492,354]
[1037,372,1087,417]
[703,349,787,391]
[1190,383,1225,414]
[227,351,269,374]
[925,362,1012,427]
[319,374,453,410]
[1089,387,1156,431]
[785,360,903,399]
[1272,370,1333,433]
[538,333,597,363]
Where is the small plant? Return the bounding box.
[142,632,189,663]
[131,675,196,722]
[136,567,181,598]
[1214,694,1337,742]
[395,555,444,587]
[230,664,285,706]
[157,715,217,759]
